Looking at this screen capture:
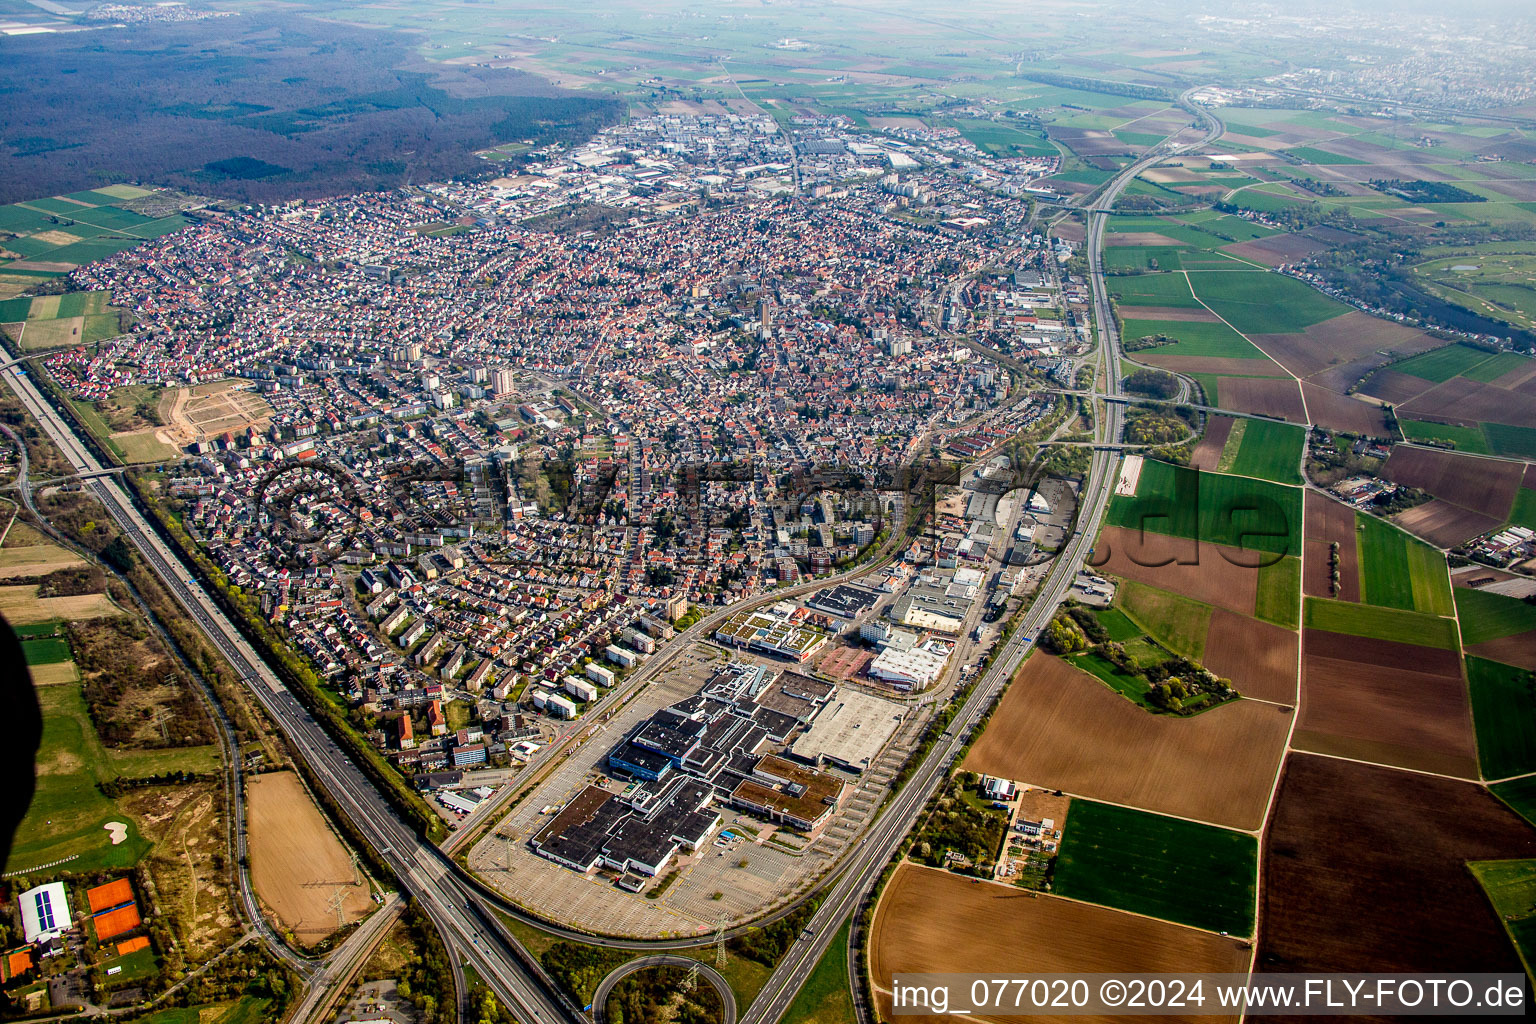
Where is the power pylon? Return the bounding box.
[683,961,699,993]
[326,887,347,930]
[715,910,728,968]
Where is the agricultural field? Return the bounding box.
[1105,458,1302,557]
[1294,629,1477,778]
[1201,610,1298,704]
[1354,513,1454,616]
[1218,418,1304,485]
[1380,446,1524,545]
[1259,755,1536,975]
[870,863,1249,1024]
[1301,597,1459,648]
[1465,657,1536,781]
[246,771,375,946]
[1115,580,1209,660]
[1303,492,1359,602]
[1456,586,1536,670]
[0,189,188,277]
[1090,526,1293,623]
[1052,800,1256,936]
[0,289,128,351]
[1469,860,1536,978]
[0,583,119,625]
[963,654,1289,830]
[0,536,86,579]
[1186,270,1346,335]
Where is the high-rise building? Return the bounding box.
[493,366,517,397]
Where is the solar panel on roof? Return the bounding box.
[33,891,55,932]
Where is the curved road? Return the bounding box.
[590,956,736,1024]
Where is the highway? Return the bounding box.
[740,92,1227,1024]
[0,362,576,1024]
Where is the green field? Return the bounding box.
[1455,586,1536,645]
[1481,422,1536,460]
[1509,488,1536,531]
[1106,246,1185,272]
[1302,597,1460,649]
[1254,555,1302,629]
[1284,146,1367,165]
[1071,650,1157,708]
[1400,419,1492,454]
[1389,343,1501,383]
[781,917,855,1024]
[1493,776,1536,829]
[1466,657,1536,780]
[137,998,273,1024]
[1468,860,1536,979]
[1117,580,1211,661]
[1185,271,1346,335]
[7,681,150,874]
[1110,272,1199,308]
[1053,800,1257,936]
[21,637,72,664]
[1091,606,1144,642]
[1226,418,1304,485]
[1121,318,1267,361]
[1355,514,1454,617]
[1107,459,1302,556]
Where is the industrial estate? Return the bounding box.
[2,2,1536,1024]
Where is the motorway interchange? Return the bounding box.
[2,100,1221,1024]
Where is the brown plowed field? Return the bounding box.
[1251,313,1440,380]
[1292,629,1477,778]
[1298,384,1391,436]
[1140,354,1290,376]
[1492,359,1536,390]
[1400,376,1536,429]
[1216,377,1307,421]
[247,772,373,945]
[1255,754,1536,988]
[963,654,1290,830]
[1357,368,1436,405]
[1118,306,1220,322]
[872,863,1249,1024]
[1089,526,1259,615]
[1221,234,1330,268]
[1188,415,1234,471]
[1203,610,1298,704]
[1525,462,1536,491]
[1390,500,1500,548]
[1302,491,1359,602]
[1383,445,1522,520]
[1106,232,1184,247]
[1467,630,1536,671]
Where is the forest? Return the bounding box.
[0,14,621,203]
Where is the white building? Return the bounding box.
[20,883,72,944]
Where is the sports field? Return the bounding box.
[1354,514,1454,616]
[1301,597,1459,649]
[1106,459,1302,556]
[7,679,149,874]
[1053,800,1257,936]
[1466,656,1536,780]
